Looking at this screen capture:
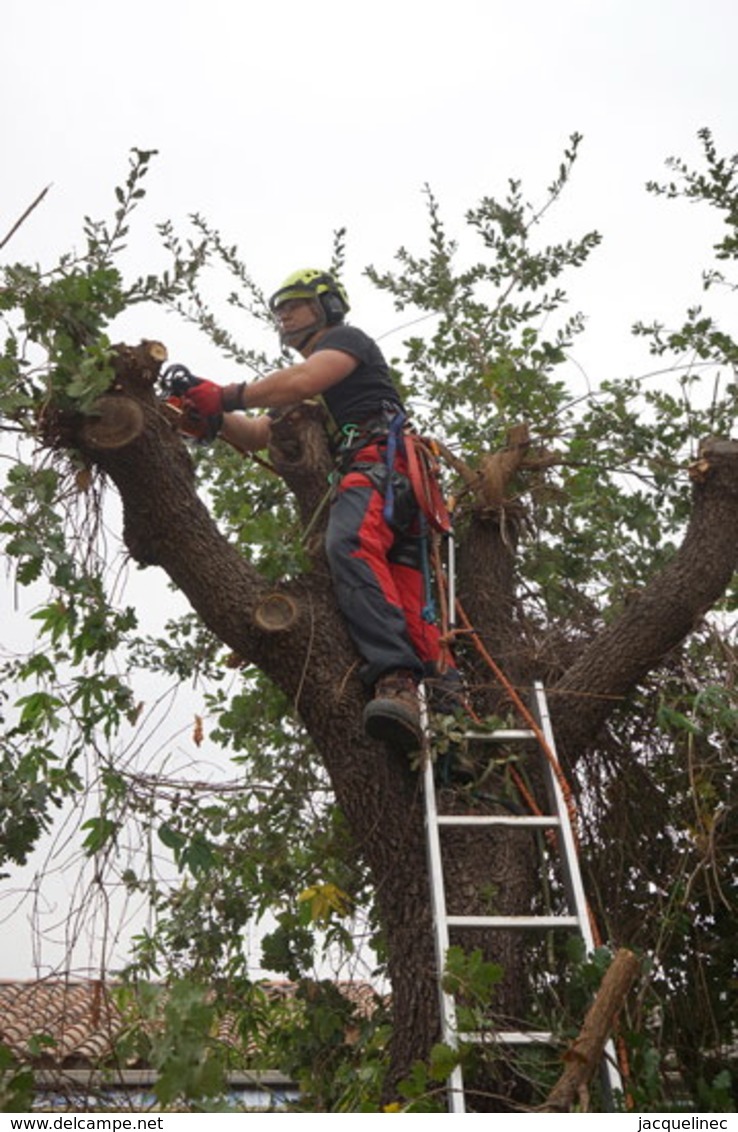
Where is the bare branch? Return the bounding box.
[0,185,52,252]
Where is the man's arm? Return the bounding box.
[238,348,357,410]
[219,413,272,453]
[182,348,357,452]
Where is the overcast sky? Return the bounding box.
[3,0,738,978]
[6,0,738,376]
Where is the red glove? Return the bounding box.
[165,378,222,443]
[182,378,225,417]
[183,379,245,416]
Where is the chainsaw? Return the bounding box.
[160,363,221,442]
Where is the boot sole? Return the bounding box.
[363,701,423,755]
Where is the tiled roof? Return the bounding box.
[0,980,122,1066]
[0,978,381,1069]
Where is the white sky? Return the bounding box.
[5,0,738,376]
[2,0,738,978]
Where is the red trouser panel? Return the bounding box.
[325,446,452,687]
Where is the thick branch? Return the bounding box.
[267,399,335,553]
[541,948,639,1112]
[553,438,738,761]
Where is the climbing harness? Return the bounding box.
[382,410,407,525]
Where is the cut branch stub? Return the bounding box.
[478,423,531,508]
[254,592,300,632]
[689,436,738,486]
[112,340,168,391]
[267,400,335,542]
[268,400,331,469]
[80,395,145,450]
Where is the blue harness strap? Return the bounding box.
[382,410,407,525]
[418,516,437,623]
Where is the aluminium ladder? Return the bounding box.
[422,680,622,1114]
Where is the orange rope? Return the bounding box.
[453,599,581,843]
[508,765,547,826]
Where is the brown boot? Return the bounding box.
[363,669,423,754]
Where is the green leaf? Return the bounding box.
[81,816,119,854]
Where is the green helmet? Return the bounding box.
[269,268,350,325]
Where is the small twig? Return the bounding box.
[0,184,53,252]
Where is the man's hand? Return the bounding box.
[182,378,225,417]
[184,378,245,417]
[167,378,224,443]
[161,369,245,444]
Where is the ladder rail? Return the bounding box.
[529,682,596,952]
[530,682,623,1103]
[421,724,466,1113]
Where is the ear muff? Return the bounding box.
[320,291,348,324]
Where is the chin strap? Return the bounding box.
[280,325,320,352]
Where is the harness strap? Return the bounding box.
[336,411,452,536]
[418,515,437,623]
[382,411,407,524]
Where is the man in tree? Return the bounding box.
[182,268,457,755]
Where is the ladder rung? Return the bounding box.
[463,729,536,742]
[459,1030,556,1046]
[437,815,560,829]
[447,914,579,929]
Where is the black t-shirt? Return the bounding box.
[311,324,404,429]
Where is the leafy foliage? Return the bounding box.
[0,1044,34,1113]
